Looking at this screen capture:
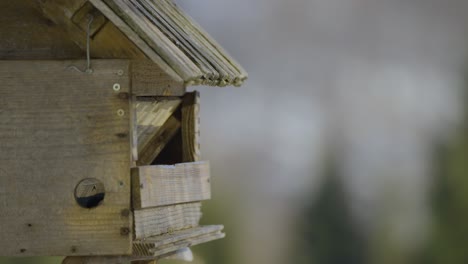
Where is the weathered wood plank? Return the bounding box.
[134,0,219,81]
[157,0,248,86]
[182,91,201,162]
[133,225,224,257]
[136,98,182,151]
[0,60,132,256]
[137,116,181,166]
[101,0,202,81]
[38,0,146,59]
[100,0,247,86]
[132,162,211,209]
[72,2,108,36]
[90,0,183,82]
[152,232,225,256]
[145,225,224,248]
[131,60,185,96]
[134,202,202,239]
[131,94,139,165]
[0,1,84,59]
[62,256,131,264]
[63,256,158,264]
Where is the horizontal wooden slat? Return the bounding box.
[133,225,224,257]
[132,161,211,209]
[134,202,202,239]
[152,232,225,256]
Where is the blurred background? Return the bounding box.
[3,0,468,263]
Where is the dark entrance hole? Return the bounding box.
[74,178,105,209]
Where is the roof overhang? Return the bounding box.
[90,0,247,87]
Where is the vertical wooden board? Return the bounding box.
[0,60,132,256]
[182,91,201,162]
[132,162,211,209]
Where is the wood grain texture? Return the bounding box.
[133,225,224,257]
[38,0,146,59]
[182,91,201,162]
[132,162,211,209]
[90,0,183,82]
[136,98,182,152]
[101,0,203,82]
[134,202,202,239]
[62,256,131,264]
[63,256,158,263]
[72,2,108,36]
[137,116,180,166]
[38,1,183,86]
[131,60,185,96]
[0,60,132,256]
[98,0,247,86]
[0,1,84,59]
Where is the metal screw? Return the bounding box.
[117,70,124,76]
[117,109,125,117]
[113,83,121,92]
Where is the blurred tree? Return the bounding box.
[418,73,468,264]
[291,156,366,264]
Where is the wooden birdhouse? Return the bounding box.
[0,1,247,263]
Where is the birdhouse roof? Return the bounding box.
[91,0,247,87]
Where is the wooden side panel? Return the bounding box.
[182,91,201,162]
[0,1,84,59]
[132,162,211,209]
[134,203,202,240]
[0,60,132,256]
